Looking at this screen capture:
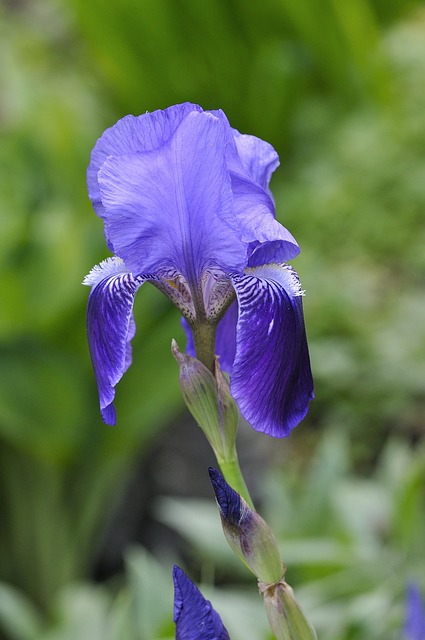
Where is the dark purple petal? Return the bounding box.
[405,583,425,640]
[87,103,202,220]
[83,258,147,425]
[98,111,245,283]
[214,302,238,372]
[173,566,230,640]
[230,264,314,437]
[208,467,244,525]
[181,317,195,357]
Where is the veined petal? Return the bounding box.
[230,265,314,437]
[173,566,230,640]
[231,129,280,192]
[87,103,202,219]
[208,110,299,262]
[98,111,245,282]
[208,110,279,190]
[83,257,147,425]
[230,172,300,262]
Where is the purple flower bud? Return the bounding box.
[173,566,230,640]
[209,468,283,584]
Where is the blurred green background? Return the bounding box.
[0,0,424,638]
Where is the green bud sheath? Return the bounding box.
[209,468,283,584]
[260,579,317,640]
[214,360,239,458]
[171,340,223,454]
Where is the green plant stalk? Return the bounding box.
[260,579,318,640]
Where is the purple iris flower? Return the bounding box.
[173,565,230,640]
[83,102,313,436]
[405,583,425,640]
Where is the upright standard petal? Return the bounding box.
[83,257,147,425]
[98,111,245,282]
[173,566,230,640]
[230,264,314,437]
[210,110,299,262]
[209,109,279,191]
[87,103,202,219]
[231,129,280,192]
[230,172,300,263]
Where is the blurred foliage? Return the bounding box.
[0,0,424,637]
[0,430,424,639]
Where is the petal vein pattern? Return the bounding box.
[84,103,314,430]
[230,264,314,437]
[98,111,245,282]
[87,103,203,219]
[84,258,148,424]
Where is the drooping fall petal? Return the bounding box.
[83,257,148,424]
[230,264,314,437]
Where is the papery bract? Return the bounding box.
[83,103,314,437]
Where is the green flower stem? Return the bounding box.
[216,454,255,510]
[192,321,217,373]
[260,579,318,640]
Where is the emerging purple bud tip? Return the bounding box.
[208,467,244,524]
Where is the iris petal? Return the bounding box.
[173,566,230,640]
[83,258,147,425]
[230,172,300,262]
[87,102,202,219]
[214,301,238,372]
[231,129,280,192]
[230,264,314,437]
[209,110,299,262]
[405,583,425,640]
[98,111,245,283]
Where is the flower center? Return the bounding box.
[153,268,236,372]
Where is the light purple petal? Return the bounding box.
[98,111,245,283]
[230,172,300,262]
[405,583,425,640]
[208,111,299,262]
[173,566,230,640]
[231,129,280,192]
[87,103,202,219]
[83,257,147,425]
[208,110,279,190]
[230,264,314,437]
